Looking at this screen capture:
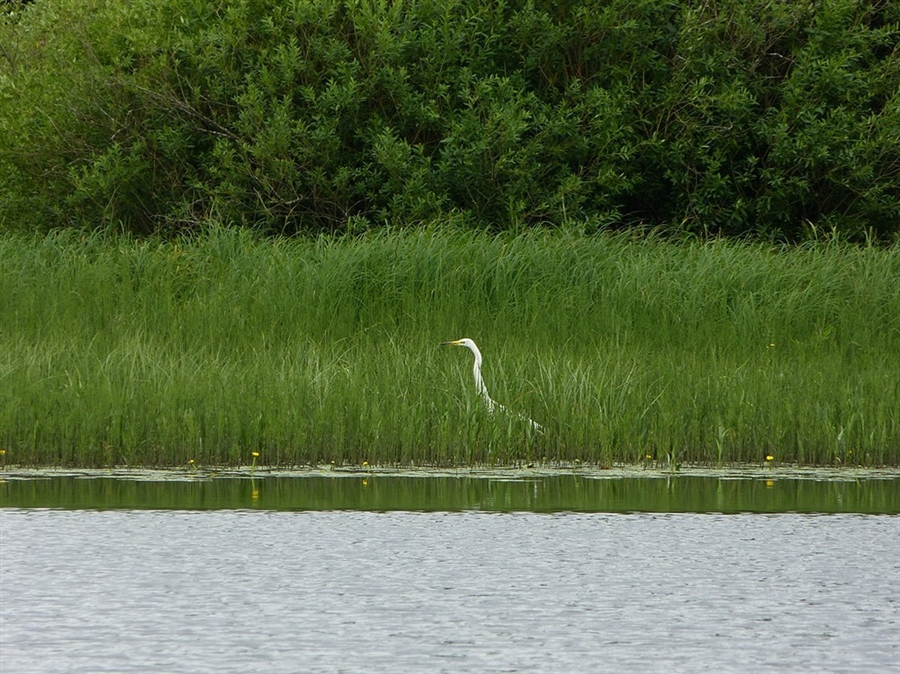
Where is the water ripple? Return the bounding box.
[1,510,898,673]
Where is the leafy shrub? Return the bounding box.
[0,0,897,239]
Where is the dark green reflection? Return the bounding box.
[1,475,898,513]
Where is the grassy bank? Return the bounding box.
[1,227,898,467]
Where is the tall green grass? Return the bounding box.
[1,226,898,467]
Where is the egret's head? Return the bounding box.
[441,338,477,350]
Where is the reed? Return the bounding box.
[1,226,897,467]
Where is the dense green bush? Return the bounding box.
[1,0,898,238]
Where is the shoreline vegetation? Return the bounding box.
[1,227,898,468]
[2,1,898,470]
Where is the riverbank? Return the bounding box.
[1,227,898,467]
[4,465,900,481]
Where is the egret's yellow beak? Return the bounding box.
[441,340,463,346]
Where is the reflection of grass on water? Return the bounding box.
[0,226,898,468]
[2,473,899,514]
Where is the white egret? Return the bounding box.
[441,338,542,431]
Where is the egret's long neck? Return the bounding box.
[469,345,492,404]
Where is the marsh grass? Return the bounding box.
[1,226,898,467]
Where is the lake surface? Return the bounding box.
[2,472,899,672]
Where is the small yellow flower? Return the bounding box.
[188,458,195,464]
[0,449,6,456]
[645,454,652,460]
[362,461,369,467]
[765,455,774,462]
[251,452,260,458]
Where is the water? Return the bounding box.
[2,473,899,672]
[2,470,899,513]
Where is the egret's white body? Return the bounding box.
[441,338,542,431]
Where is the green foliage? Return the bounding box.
[0,0,898,238]
[0,228,898,467]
